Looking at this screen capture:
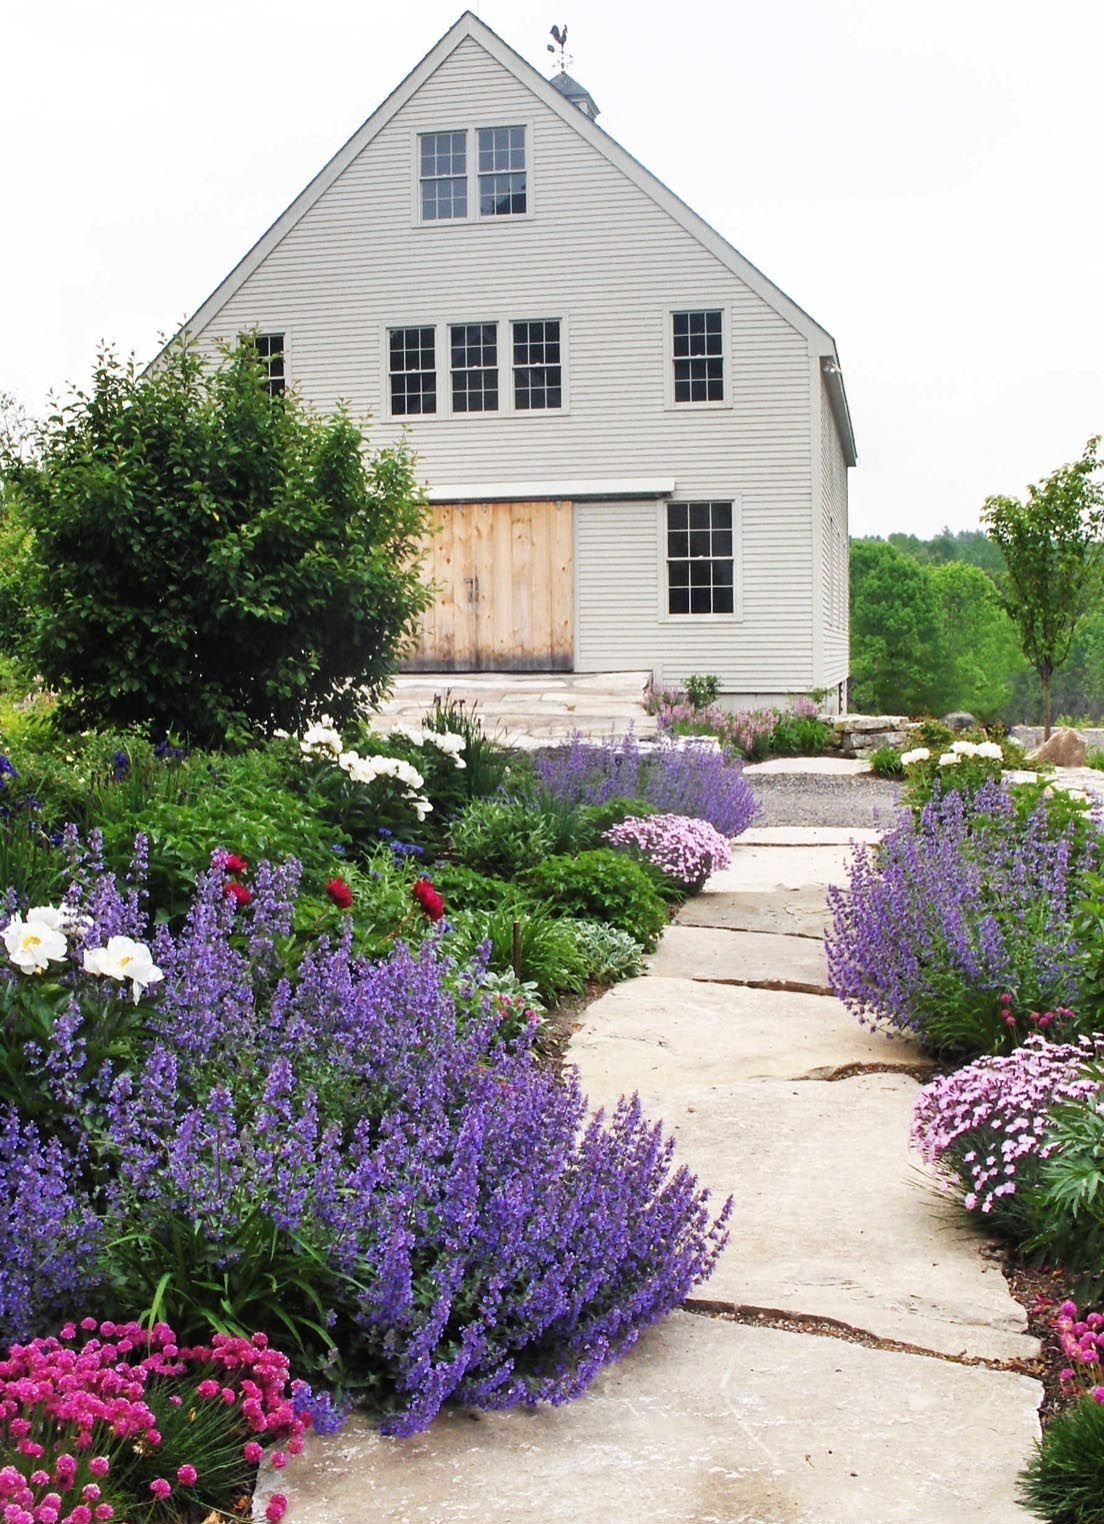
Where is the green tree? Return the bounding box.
[982,438,1104,736]
[930,561,1026,721]
[3,342,431,744]
[849,540,951,714]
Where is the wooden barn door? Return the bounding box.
[403,500,573,672]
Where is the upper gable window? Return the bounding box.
[478,127,526,216]
[673,310,724,404]
[420,132,467,221]
[417,127,527,223]
[245,332,285,396]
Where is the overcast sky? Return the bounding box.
[3,0,1101,538]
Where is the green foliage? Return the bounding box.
[685,673,720,710]
[446,903,590,1005]
[983,438,1104,735]
[849,540,951,714]
[930,560,1026,720]
[564,918,647,984]
[571,796,660,851]
[422,692,514,801]
[426,861,518,913]
[520,849,669,952]
[5,341,431,744]
[767,712,834,756]
[1019,1392,1104,1523]
[1024,1090,1104,1298]
[869,745,904,778]
[449,796,558,878]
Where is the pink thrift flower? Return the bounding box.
[148,1479,171,1501]
[176,1465,197,1487]
[243,1442,263,1465]
[265,1496,289,1523]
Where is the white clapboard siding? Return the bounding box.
[817,383,850,686]
[183,20,853,693]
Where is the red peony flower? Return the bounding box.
[225,881,253,907]
[326,877,354,910]
[222,852,249,876]
[412,878,445,922]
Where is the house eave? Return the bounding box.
[425,477,676,503]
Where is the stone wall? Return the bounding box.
[827,714,912,758]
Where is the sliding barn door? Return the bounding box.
[402,499,573,671]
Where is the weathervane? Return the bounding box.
[547,24,572,74]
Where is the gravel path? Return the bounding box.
[746,770,904,828]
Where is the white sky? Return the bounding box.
[2,0,1101,538]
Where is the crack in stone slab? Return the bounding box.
[689,975,832,996]
[808,1060,935,1083]
[682,1298,1043,1378]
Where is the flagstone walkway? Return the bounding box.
[256,826,1043,1524]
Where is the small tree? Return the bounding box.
[849,540,952,715]
[982,438,1104,737]
[3,342,431,744]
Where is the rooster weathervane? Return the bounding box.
[547,24,571,74]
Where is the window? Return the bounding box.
[512,319,561,410]
[666,501,734,615]
[419,132,467,221]
[478,126,526,216]
[451,323,498,412]
[672,310,723,403]
[389,327,437,415]
[249,333,285,396]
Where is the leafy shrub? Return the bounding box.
[0,856,729,1436]
[767,712,834,757]
[564,918,647,984]
[827,782,1095,1059]
[449,795,558,877]
[685,673,720,709]
[535,729,757,837]
[571,796,659,850]
[426,861,518,913]
[870,745,905,778]
[1028,1087,1104,1292]
[899,738,1006,812]
[6,340,430,744]
[521,849,669,952]
[445,902,590,1005]
[422,692,513,801]
[910,1036,1103,1243]
[1019,1384,1104,1523]
[602,813,731,892]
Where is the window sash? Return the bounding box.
[419,131,468,221]
[389,326,437,415]
[666,501,734,615]
[512,320,561,410]
[247,333,285,396]
[451,323,499,412]
[672,310,724,403]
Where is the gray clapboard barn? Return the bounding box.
[172,11,855,708]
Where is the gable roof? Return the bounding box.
[166,10,856,465]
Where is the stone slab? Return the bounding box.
[707,844,870,892]
[648,924,831,994]
[678,885,831,939]
[572,978,930,1087]
[256,1313,1040,1524]
[619,1074,1035,1362]
[737,827,882,847]
[743,757,872,776]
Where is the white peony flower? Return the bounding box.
[900,747,931,767]
[938,752,960,766]
[951,740,980,757]
[3,912,68,975]
[976,741,1004,760]
[301,723,344,757]
[83,936,164,1003]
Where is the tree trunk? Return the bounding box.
[1042,671,1052,740]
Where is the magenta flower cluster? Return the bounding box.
[535,728,757,837]
[911,1034,1103,1218]
[0,1319,306,1523]
[602,813,733,886]
[1053,1299,1104,1400]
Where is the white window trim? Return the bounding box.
[382,315,568,422]
[656,496,743,622]
[663,303,732,412]
[411,122,535,228]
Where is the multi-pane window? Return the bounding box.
[673,310,724,403]
[667,501,734,615]
[419,131,467,221]
[389,327,437,415]
[451,324,499,412]
[512,319,561,410]
[249,333,285,396]
[478,126,526,216]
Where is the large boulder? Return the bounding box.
[943,711,977,733]
[1029,727,1088,767]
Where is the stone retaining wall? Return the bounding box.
[826,714,912,757]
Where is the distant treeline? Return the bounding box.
[850,530,1104,724]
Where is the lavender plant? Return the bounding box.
[534,728,757,838]
[1,850,731,1436]
[827,781,1095,1058]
